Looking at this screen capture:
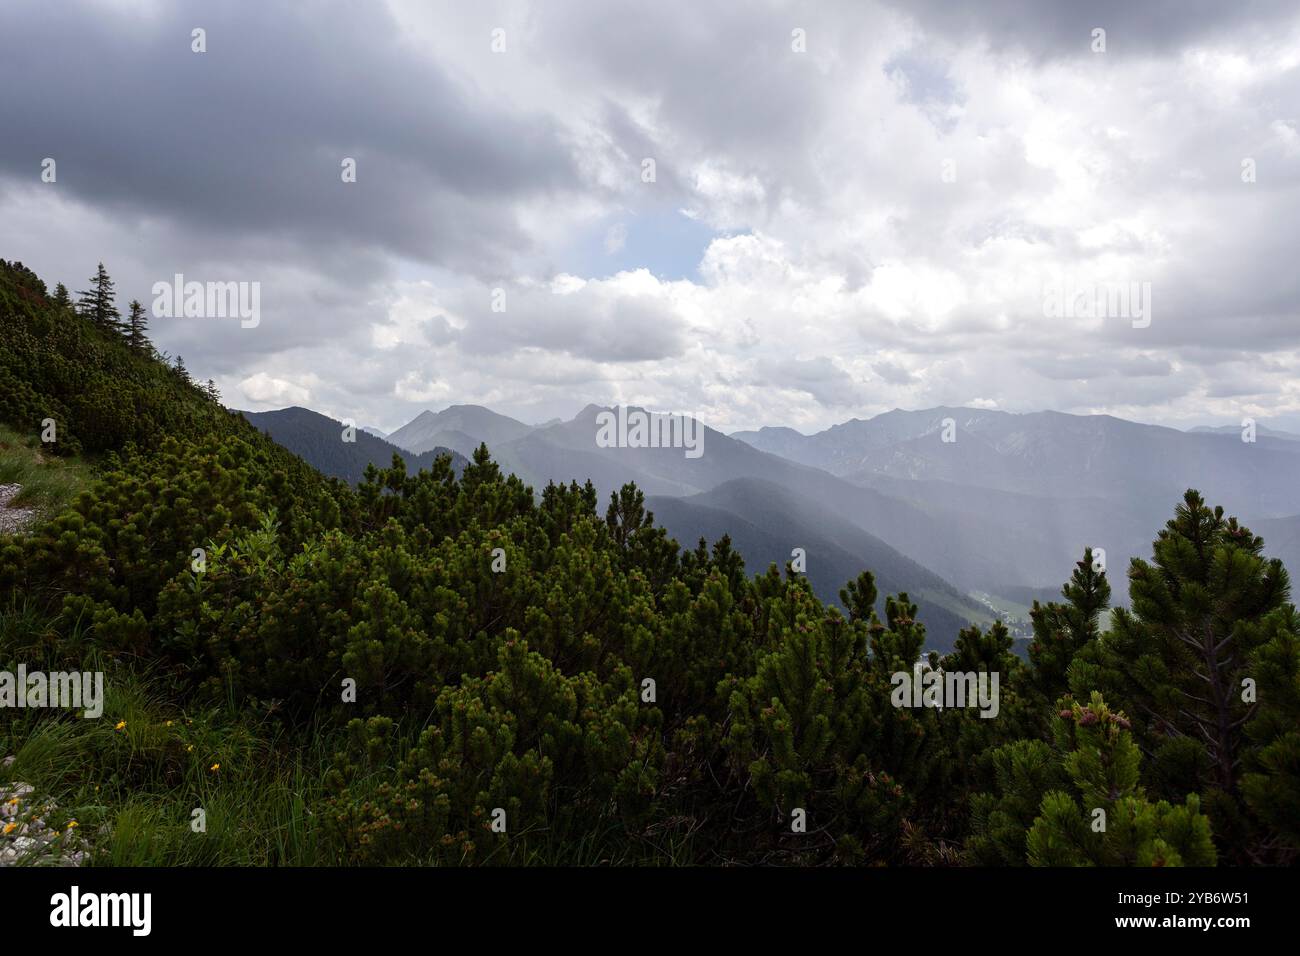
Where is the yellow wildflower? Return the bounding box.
[114,720,126,731]
[210,763,220,772]
[2,822,16,835]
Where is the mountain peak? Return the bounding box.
[386,403,534,456]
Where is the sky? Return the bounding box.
[2,0,1299,434]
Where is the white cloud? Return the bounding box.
[239,373,313,408]
[394,371,452,404]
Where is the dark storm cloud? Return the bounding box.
[0,0,583,277]
[880,0,1299,57]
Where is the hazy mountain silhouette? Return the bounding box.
[239,407,468,485]
[734,407,1300,519]
[649,478,994,650]
[1190,423,1300,442]
[386,405,534,456]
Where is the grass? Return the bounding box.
[0,600,345,866]
[0,424,95,518]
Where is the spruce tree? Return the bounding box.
[51,282,72,310]
[76,262,123,334]
[126,299,150,352]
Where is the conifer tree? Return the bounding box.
[1070,491,1290,861]
[605,482,653,549]
[969,693,1217,865]
[51,282,72,310]
[943,618,1019,675]
[76,261,123,334]
[126,298,150,351]
[1026,693,1217,866]
[1027,547,1111,705]
[1239,606,1300,860]
[967,737,1068,865]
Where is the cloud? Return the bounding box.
[239,372,313,407]
[2,0,1299,434]
[878,0,1299,57]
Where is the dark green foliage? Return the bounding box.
[1070,490,1294,862]
[720,584,923,863]
[1026,547,1110,707]
[970,694,1217,866]
[967,738,1068,865]
[1028,693,1217,866]
[1240,606,1300,856]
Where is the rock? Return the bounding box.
[0,484,37,535]
[0,779,87,867]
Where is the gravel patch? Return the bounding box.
[0,757,88,866]
[0,483,37,535]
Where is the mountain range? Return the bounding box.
[238,407,469,486]
[238,401,1300,652]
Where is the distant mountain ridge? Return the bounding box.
[385,405,534,456]
[733,406,1300,517]
[1190,423,1300,442]
[238,407,468,485]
